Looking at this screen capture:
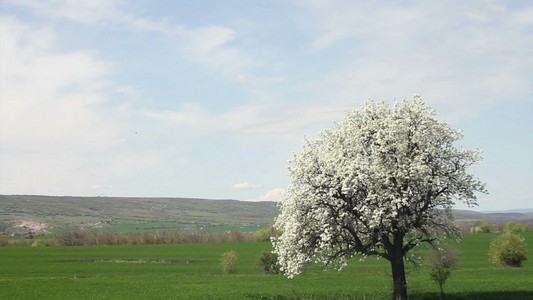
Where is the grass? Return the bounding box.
[1,233,532,299]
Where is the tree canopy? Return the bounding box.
[272,96,486,300]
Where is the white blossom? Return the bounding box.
[273,96,487,279]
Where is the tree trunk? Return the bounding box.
[384,232,408,300]
[390,254,408,300]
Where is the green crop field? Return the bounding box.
[1,233,532,299]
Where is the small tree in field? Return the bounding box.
[57,229,88,246]
[220,250,238,274]
[429,245,457,299]
[258,251,281,274]
[273,96,486,300]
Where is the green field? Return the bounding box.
[1,233,532,299]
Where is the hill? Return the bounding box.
[1,195,531,235]
[0,195,279,234]
[453,209,533,221]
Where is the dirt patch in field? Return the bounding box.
[16,220,48,231]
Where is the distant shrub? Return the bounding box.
[489,232,527,267]
[49,230,255,246]
[31,236,49,247]
[503,221,528,234]
[258,251,280,274]
[95,231,121,245]
[220,250,238,274]
[254,226,282,242]
[470,221,490,233]
[8,238,33,246]
[428,245,457,299]
[57,229,88,246]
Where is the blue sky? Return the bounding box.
[0,1,531,210]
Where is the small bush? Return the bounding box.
[254,226,282,242]
[470,221,490,233]
[220,250,238,274]
[428,245,457,299]
[489,232,527,267]
[503,221,528,234]
[57,229,88,246]
[258,251,280,274]
[31,236,49,247]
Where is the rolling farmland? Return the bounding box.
[1,233,532,299]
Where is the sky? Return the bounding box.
[0,1,532,211]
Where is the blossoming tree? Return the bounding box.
[272,96,486,300]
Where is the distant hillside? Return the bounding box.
[453,209,533,221]
[1,195,531,235]
[0,195,279,234]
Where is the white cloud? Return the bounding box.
[142,104,211,129]
[142,98,348,136]
[298,1,533,118]
[0,17,115,145]
[178,26,261,79]
[515,7,533,25]
[0,18,290,197]
[0,17,150,196]
[232,182,262,190]
[9,0,260,81]
[304,1,420,51]
[235,74,248,83]
[221,104,346,135]
[91,184,114,190]
[259,188,285,202]
[9,0,125,25]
